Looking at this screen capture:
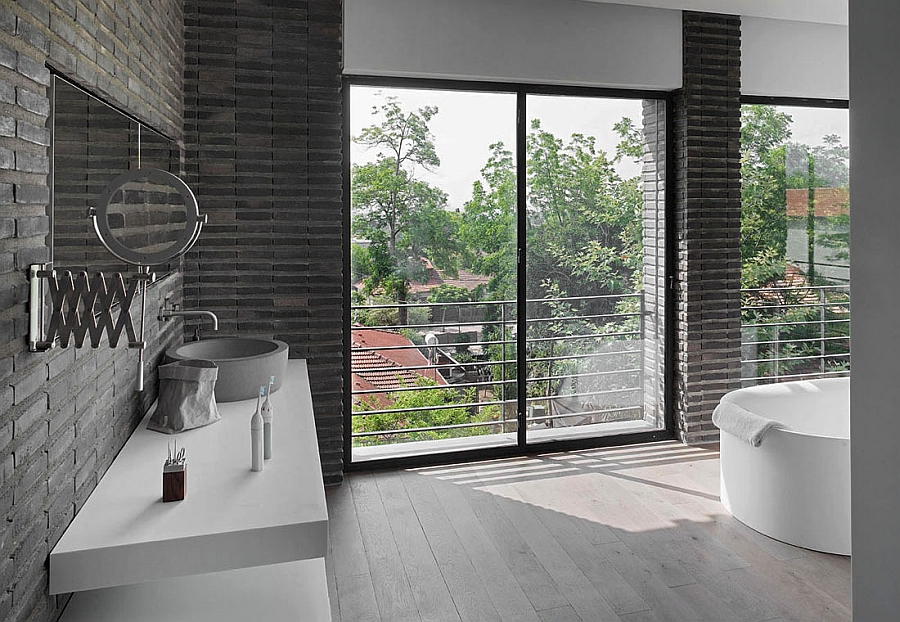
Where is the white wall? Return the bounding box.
[742,17,848,99]
[584,0,847,26]
[344,0,682,90]
[850,1,900,620]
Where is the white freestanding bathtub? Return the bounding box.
[718,377,850,555]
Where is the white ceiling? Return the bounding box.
[580,0,848,25]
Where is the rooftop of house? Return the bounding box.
[786,187,849,218]
[351,328,448,407]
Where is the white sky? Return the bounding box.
[777,104,849,148]
[349,86,849,212]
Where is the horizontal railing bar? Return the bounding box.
[742,335,850,348]
[742,318,849,329]
[741,285,849,293]
[354,318,508,331]
[352,417,517,437]
[526,407,642,423]
[742,301,850,311]
[526,312,642,324]
[351,293,642,311]
[526,330,641,344]
[741,369,849,383]
[526,350,642,364]
[353,359,517,374]
[352,405,646,437]
[353,398,512,416]
[743,353,850,365]
[526,368,642,383]
[352,378,509,396]
[526,387,642,402]
[354,309,642,333]
[353,339,514,353]
[352,368,644,396]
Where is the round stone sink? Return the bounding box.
[166,337,289,403]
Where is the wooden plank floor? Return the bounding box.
[326,441,850,622]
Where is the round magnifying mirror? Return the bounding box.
[92,168,204,266]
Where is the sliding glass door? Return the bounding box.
[524,94,665,442]
[346,80,668,464]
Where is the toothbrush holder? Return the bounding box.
[162,461,186,502]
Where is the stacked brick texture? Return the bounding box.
[641,99,668,429]
[673,12,743,443]
[183,0,344,484]
[0,1,185,621]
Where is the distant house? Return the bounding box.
[351,250,490,300]
[785,187,849,218]
[785,187,850,283]
[406,257,491,299]
[351,328,447,409]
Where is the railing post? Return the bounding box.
[639,291,645,416]
[501,302,507,434]
[820,288,827,376]
[774,322,780,380]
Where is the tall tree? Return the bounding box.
[351,97,462,317]
[740,104,792,288]
[458,142,517,299]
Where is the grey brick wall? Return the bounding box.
[672,12,743,443]
[183,0,344,484]
[0,1,185,621]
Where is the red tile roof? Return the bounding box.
[786,187,849,217]
[351,328,447,407]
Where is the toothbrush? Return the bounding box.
[250,385,264,472]
[261,376,275,459]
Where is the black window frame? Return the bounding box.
[343,75,675,471]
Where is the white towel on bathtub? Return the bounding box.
[712,400,786,447]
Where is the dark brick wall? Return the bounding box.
[183,0,344,484]
[0,1,185,620]
[672,12,743,443]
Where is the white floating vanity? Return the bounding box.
[50,359,331,621]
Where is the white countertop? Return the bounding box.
[50,359,328,594]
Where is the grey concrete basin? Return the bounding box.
[166,337,289,403]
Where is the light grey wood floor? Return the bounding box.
[325,441,850,622]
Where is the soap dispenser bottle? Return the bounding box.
[261,376,275,459]
[251,386,264,472]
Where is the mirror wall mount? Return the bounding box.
[31,167,205,394]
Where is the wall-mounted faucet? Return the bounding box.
[159,303,219,338]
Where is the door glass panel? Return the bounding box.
[524,95,666,442]
[349,85,518,461]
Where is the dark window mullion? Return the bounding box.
[516,90,527,448]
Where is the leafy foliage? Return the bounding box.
[352,378,494,445]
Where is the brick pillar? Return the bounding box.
[184,0,344,483]
[641,99,667,428]
[672,12,742,443]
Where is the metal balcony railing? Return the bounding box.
[740,284,850,386]
[350,293,646,446]
[349,284,850,447]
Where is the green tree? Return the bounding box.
[526,120,643,299]
[740,104,792,289]
[351,97,463,320]
[458,142,517,299]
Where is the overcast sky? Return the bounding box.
[349,86,849,212]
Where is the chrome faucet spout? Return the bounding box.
[159,304,219,332]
